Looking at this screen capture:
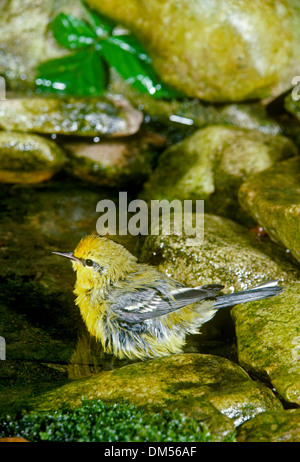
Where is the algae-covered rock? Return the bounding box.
[87,0,300,102]
[63,131,165,187]
[0,97,142,137]
[0,131,66,184]
[109,71,283,136]
[0,0,89,90]
[141,126,296,220]
[139,214,300,292]
[237,409,300,442]
[232,284,300,406]
[28,353,282,433]
[238,157,300,264]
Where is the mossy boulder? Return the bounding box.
[139,214,300,292]
[0,131,66,184]
[87,0,300,102]
[232,284,300,406]
[237,409,300,442]
[238,157,300,264]
[141,126,296,221]
[27,353,282,435]
[0,97,142,137]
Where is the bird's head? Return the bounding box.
[53,234,137,292]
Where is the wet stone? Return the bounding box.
[27,353,282,437]
[139,214,300,293]
[87,0,300,102]
[109,71,283,136]
[0,131,66,184]
[238,157,300,264]
[0,97,143,138]
[63,131,165,187]
[141,126,296,222]
[237,409,300,442]
[232,284,300,406]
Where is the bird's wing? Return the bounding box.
[108,283,224,323]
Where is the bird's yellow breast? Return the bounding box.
[74,280,107,341]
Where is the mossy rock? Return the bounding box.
[139,214,300,292]
[237,409,300,442]
[232,284,300,406]
[0,131,66,184]
[0,97,142,137]
[27,353,282,434]
[87,0,300,102]
[109,71,283,136]
[141,126,296,221]
[238,157,300,264]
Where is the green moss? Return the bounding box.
[0,398,216,442]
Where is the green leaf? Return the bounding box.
[85,9,116,38]
[35,50,107,96]
[100,36,182,99]
[51,13,97,49]
[35,8,183,99]
[106,34,152,63]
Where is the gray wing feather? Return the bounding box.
[109,283,224,323]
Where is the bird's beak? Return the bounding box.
[52,251,82,264]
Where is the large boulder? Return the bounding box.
[141,126,297,221]
[139,214,300,292]
[87,0,300,102]
[28,353,282,434]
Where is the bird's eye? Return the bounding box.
[85,259,94,267]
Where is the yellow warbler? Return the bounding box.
[53,234,282,360]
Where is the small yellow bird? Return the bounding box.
[53,234,282,360]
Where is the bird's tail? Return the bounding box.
[213,280,283,309]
